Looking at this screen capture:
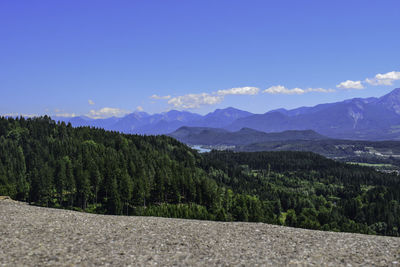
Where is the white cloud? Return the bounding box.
[263,85,305,94]
[2,113,38,118]
[168,93,224,109]
[336,80,364,89]
[307,88,336,93]
[150,94,171,100]
[55,113,77,118]
[87,107,131,119]
[88,99,95,105]
[263,85,335,94]
[217,86,260,96]
[136,106,144,112]
[162,87,259,110]
[339,71,400,88]
[365,71,400,86]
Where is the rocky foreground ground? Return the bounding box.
[0,199,399,266]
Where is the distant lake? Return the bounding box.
[190,145,211,153]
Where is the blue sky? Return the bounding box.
[1,0,399,118]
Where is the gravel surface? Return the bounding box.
[1,199,400,266]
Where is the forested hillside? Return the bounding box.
[0,116,221,219]
[202,151,400,236]
[0,116,400,237]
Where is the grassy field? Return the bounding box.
[346,162,394,167]
[346,162,399,173]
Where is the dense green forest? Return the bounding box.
[1,117,400,237]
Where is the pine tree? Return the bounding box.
[119,171,133,215]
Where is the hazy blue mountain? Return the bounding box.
[131,110,203,134]
[198,107,254,128]
[89,117,120,129]
[52,115,120,129]
[107,112,151,133]
[227,88,400,140]
[374,87,400,114]
[51,116,87,126]
[169,126,328,145]
[52,107,252,135]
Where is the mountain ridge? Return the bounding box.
[168,126,328,146]
[52,88,400,140]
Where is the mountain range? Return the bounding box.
[55,88,400,140]
[54,107,253,135]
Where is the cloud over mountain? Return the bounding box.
[166,87,259,109]
[87,107,131,119]
[217,87,260,96]
[150,94,171,100]
[168,93,224,109]
[263,85,334,94]
[55,112,77,118]
[366,71,400,86]
[337,71,400,89]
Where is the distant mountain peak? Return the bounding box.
[379,87,400,99]
[208,107,251,115]
[377,88,400,115]
[267,108,288,114]
[389,87,400,93]
[343,97,378,104]
[130,111,150,119]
